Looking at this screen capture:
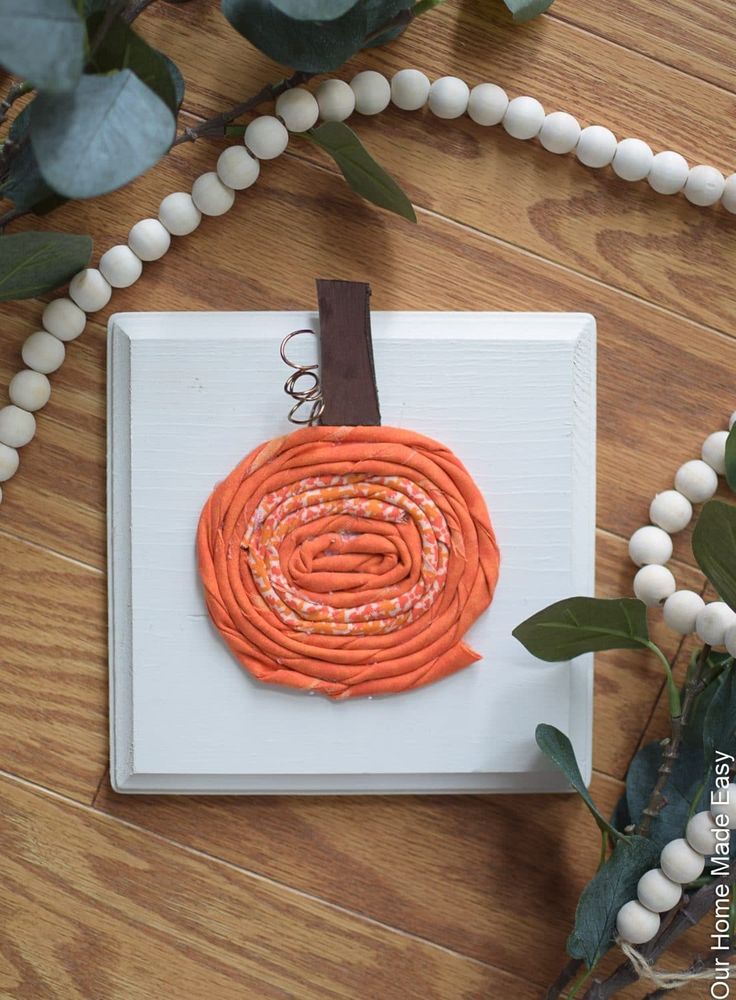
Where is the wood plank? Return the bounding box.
[133,0,736,334]
[550,0,736,95]
[0,534,106,803]
[2,135,733,571]
[0,774,517,1000]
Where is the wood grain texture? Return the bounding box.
[0,0,732,995]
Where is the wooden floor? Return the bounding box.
[1,1,735,996]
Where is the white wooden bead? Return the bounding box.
[8,370,51,412]
[42,298,85,341]
[502,96,544,140]
[350,70,390,115]
[0,405,35,448]
[637,868,682,913]
[216,147,260,191]
[467,84,509,126]
[684,165,725,207]
[660,838,705,884]
[275,87,319,132]
[648,151,689,195]
[244,116,289,160]
[674,459,718,503]
[158,192,202,236]
[695,601,736,647]
[725,622,736,657]
[390,69,430,111]
[616,900,660,944]
[722,174,736,214]
[612,138,654,182]
[128,218,171,261]
[0,442,19,482]
[649,490,692,533]
[576,125,617,168]
[99,245,142,288]
[701,430,728,475]
[21,330,65,374]
[538,111,580,154]
[633,564,676,608]
[663,590,705,634]
[628,525,673,567]
[686,811,719,856]
[711,783,736,829]
[69,268,112,312]
[315,79,355,122]
[191,172,235,216]
[428,76,470,120]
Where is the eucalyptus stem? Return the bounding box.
[645,641,681,717]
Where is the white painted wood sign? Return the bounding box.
[108,310,596,794]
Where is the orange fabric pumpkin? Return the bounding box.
[197,424,500,698]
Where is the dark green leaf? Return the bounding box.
[0,232,92,301]
[703,662,736,762]
[221,0,412,73]
[0,106,66,215]
[0,0,85,93]
[692,500,736,612]
[567,836,660,968]
[31,70,175,199]
[626,741,710,849]
[269,0,360,19]
[500,0,554,22]
[536,725,623,840]
[610,793,631,835]
[86,13,183,114]
[304,121,415,221]
[725,426,736,492]
[684,651,733,749]
[513,597,650,662]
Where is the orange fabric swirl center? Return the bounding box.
[197,426,500,699]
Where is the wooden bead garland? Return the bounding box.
[2,66,735,506]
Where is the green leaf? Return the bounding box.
[626,741,710,849]
[304,122,416,221]
[725,426,736,492]
[500,0,554,21]
[692,500,736,612]
[536,725,624,840]
[221,0,413,73]
[685,651,734,749]
[513,597,650,662]
[0,106,66,215]
[86,13,183,115]
[0,232,92,301]
[0,0,85,93]
[31,70,175,199]
[703,661,736,762]
[567,836,661,968]
[269,0,360,19]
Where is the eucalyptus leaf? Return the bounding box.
[221,0,412,73]
[0,106,65,215]
[31,70,175,199]
[726,426,736,492]
[626,741,710,849]
[87,13,182,114]
[685,652,734,749]
[0,0,85,93]
[269,0,360,19]
[692,500,736,612]
[567,836,660,968]
[513,597,650,662]
[304,122,416,221]
[501,0,554,22]
[703,662,736,762]
[536,725,623,840]
[0,232,92,301]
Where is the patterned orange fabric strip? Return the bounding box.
[197,426,500,699]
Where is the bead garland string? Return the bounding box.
[1,67,735,506]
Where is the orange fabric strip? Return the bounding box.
[197,426,500,699]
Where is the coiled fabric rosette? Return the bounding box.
[197,425,500,699]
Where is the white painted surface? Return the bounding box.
[108,311,596,793]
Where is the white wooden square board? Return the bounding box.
[108,310,596,793]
